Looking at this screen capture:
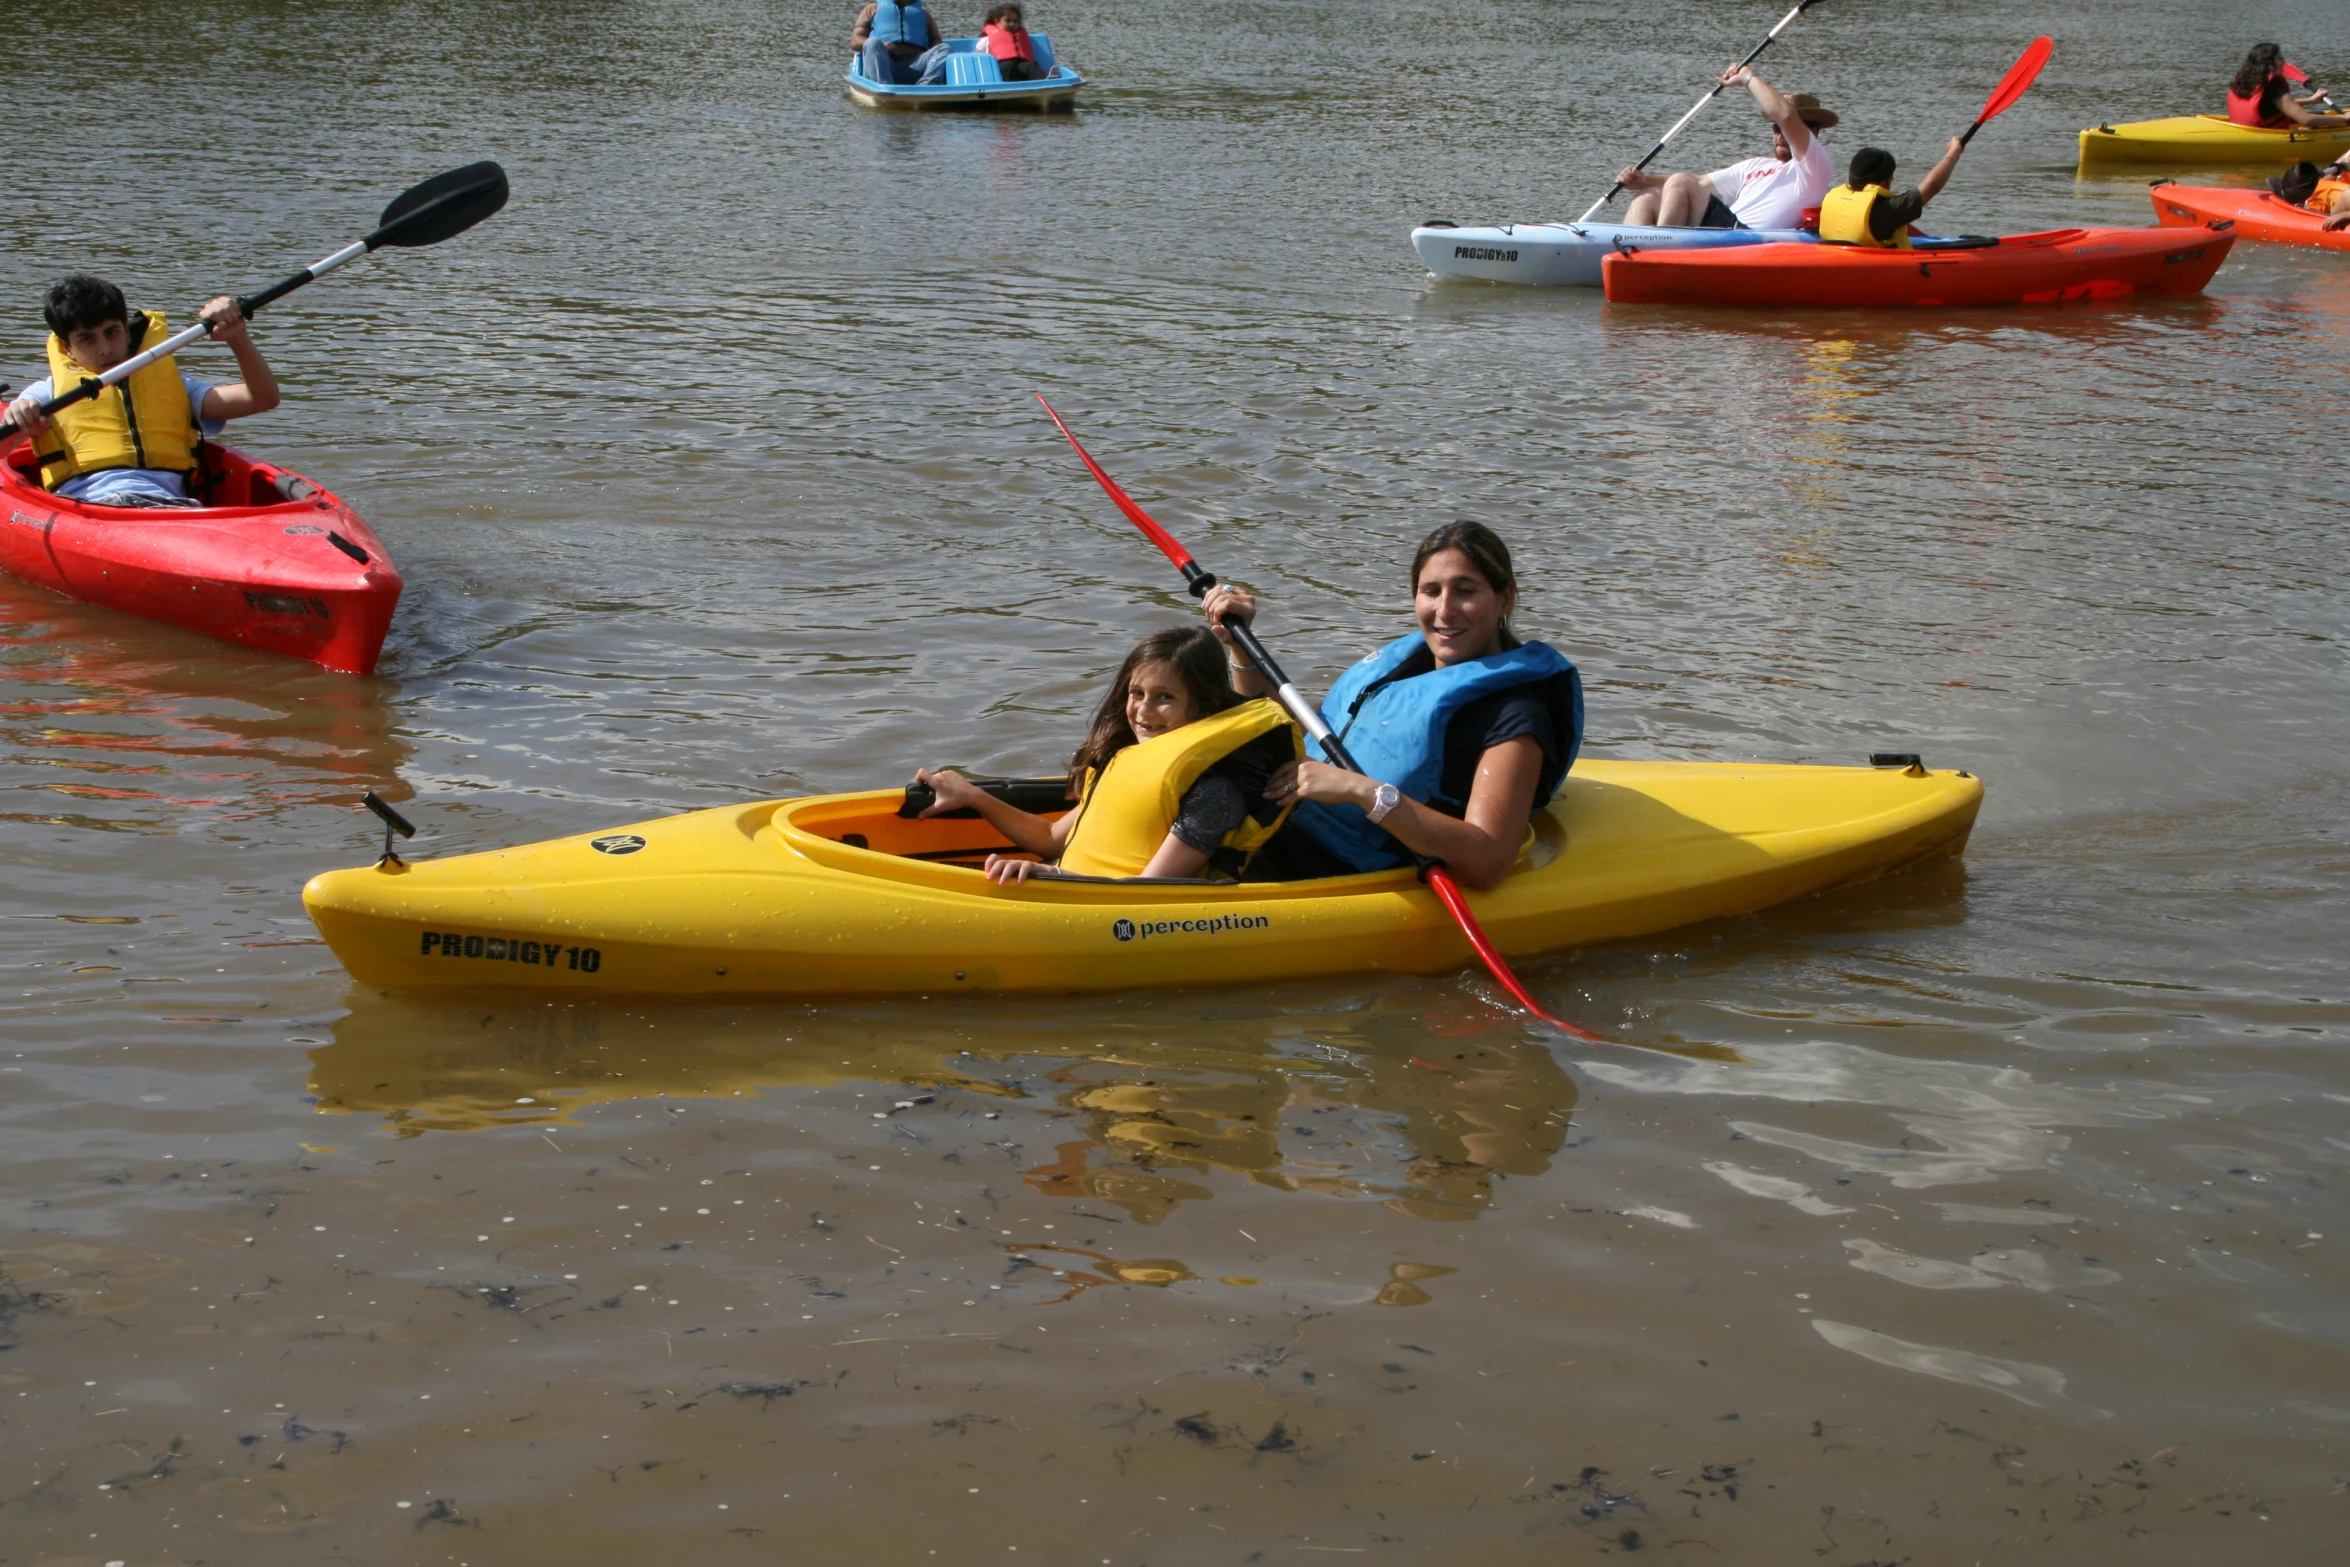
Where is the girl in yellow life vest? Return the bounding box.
[0,273,280,507]
[914,626,1300,885]
[1819,141,1966,248]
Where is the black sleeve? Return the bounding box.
[1436,690,1558,813]
[1871,187,1929,241]
[1169,773,1249,855]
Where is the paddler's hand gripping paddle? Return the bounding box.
[1035,394,1614,1046]
[0,161,508,443]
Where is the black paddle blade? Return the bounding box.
[366,161,508,249]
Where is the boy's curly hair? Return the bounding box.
[43,274,130,339]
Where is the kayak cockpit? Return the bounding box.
[3,442,338,514]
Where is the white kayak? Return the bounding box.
[1412,220,1817,288]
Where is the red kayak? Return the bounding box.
[1,444,401,674]
[1601,224,2237,307]
[2151,183,2350,252]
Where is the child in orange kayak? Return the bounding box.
[2270,157,2350,230]
[1,274,280,508]
[915,625,1296,884]
[980,4,1047,81]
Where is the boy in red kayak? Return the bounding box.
[1,274,279,508]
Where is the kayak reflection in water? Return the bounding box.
[1205,521,1584,892]
[913,624,1300,885]
[1819,140,1965,248]
[2,273,281,509]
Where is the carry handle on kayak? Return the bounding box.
[1577,0,1831,223]
[1034,395,1621,1048]
[0,162,506,442]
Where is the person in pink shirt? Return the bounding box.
[981,5,1047,82]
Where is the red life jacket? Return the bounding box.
[2227,71,2292,128]
[982,22,1034,62]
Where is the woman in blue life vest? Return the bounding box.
[1203,522,1583,891]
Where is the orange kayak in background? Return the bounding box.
[2151,183,2350,252]
[1601,225,2237,308]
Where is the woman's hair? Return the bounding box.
[1847,147,1897,190]
[984,4,1023,25]
[43,274,129,339]
[1411,521,1517,596]
[2233,43,2284,100]
[1067,625,1237,790]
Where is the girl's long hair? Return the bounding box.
[1067,625,1237,792]
[2234,43,2284,100]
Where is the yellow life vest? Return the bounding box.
[30,310,202,488]
[1057,698,1302,879]
[1819,183,1912,249]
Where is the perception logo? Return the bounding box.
[1111,914,1269,942]
[590,834,647,856]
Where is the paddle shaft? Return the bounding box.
[1037,395,1611,1043]
[1577,0,1829,223]
[0,167,502,441]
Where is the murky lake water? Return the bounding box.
[5,0,2347,1561]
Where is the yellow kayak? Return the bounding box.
[302,759,1981,998]
[2078,114,2350,167]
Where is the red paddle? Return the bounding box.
[1035,394,1615,1046]
[1959,36,2053,145]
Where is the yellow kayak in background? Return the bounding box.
[2078,114,2350,167]
[302,759,1982,999]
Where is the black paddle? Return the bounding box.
[0,161,509,441]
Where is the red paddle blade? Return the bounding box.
[1422,867,1615,1043]
[2283,61,2308,84]
[1035,395,1199,574]
[1977,35,2053,124]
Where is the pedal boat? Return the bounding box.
[846,35,1081,111]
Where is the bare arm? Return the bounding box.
[851,2,878,45]
[1200,583,1273,698]
[1137,834,1213,879]
[194,297,279,422]
[1268,735,1544,891]
[915,767,1071,856]
[1915,136,1965,205]
[2278,95,2348,128]
[1734,66,1811,157]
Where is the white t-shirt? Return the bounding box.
[1708,131,1835,230]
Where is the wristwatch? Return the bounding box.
[1366,782,1402,824]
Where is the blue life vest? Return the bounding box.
[869,0,929,46]
[1286,632,1583,873]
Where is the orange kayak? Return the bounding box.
[2151,183,2350,251]
[1601,225,2237,308]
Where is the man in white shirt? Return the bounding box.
[1618,66,1839,231]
